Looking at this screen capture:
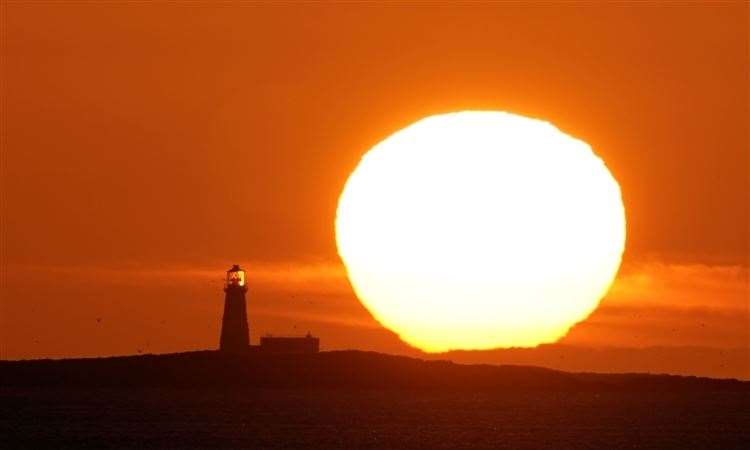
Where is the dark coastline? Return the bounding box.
[2,350,747,391]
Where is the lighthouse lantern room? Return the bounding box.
[226,264,246,288]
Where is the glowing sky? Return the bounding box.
[2,4,747,378]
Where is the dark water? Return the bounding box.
[2,388,748,449]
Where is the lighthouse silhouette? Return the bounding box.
[219,264,250,352]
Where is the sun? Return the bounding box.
[335,111,626,352]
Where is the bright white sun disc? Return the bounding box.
[335,111,626,352]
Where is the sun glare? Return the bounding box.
[336,111,626,352]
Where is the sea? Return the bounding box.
[2,387,748,449]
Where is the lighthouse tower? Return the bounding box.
[219,264,250,352]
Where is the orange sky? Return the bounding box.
[2,3,748,378]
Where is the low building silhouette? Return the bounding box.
[260,334,320,353]
[218,264,319,354]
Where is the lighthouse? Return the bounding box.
[219,264,250,352]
